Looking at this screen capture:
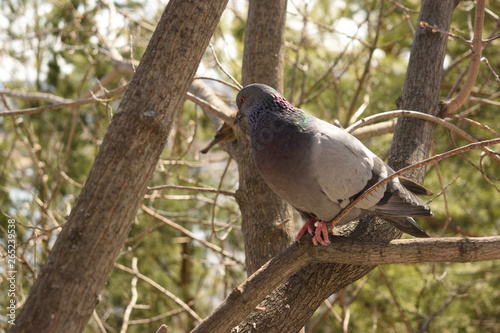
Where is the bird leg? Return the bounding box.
[295,218,331,245]
[295,218,318,243]
[312,221,330,246]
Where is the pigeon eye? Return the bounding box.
[239,96,245,103]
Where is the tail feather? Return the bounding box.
[384,216,430,238]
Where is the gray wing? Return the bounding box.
[310,119,390,211]
[310,119,432,218]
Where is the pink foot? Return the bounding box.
[312,222,330,246]
[295,218,319,243]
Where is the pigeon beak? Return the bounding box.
[234,112,245,125]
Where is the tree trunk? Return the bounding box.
[242,0,287,90]
[234,0,458,331]
[388,0,460,177]
[232,0,295,276]
[10,0,228,331]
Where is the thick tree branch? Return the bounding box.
[193,235,500,333]
[10,0,229,331]
[388,0,459,181]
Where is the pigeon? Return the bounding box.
[234,83,432,246]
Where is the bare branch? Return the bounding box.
[481,57,500,82]
[208,43,243,89]
[141,205,242,264]
[350,119,397,140]
[0,90,67,103]
[185,92,235,128]
[346,0,384,125]
[155,324,169,333]
[120,257,139,333]
[0,85,127,117]
[115,262,203,323]
[193,236,500,332]
[147,184,236,197]
[346,110,500,163]
[443,0,486,114]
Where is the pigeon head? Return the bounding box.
[234,84,279,124]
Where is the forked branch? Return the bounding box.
[192,235,500,333]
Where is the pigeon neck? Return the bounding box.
[247,94,314,153]
[247,94,302,128]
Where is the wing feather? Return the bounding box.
[310,119,388,211]
[310,118,432,218]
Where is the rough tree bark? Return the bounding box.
[232,1,459,332]
[231,0,296,275]
[191,234,500,333]
[10,0,229,331]
[388,0,460,177]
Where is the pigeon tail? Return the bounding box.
[384,216,430,238]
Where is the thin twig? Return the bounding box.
[155,324,169,333]
[420,21,471,48]
[481,57,500,82]
[193,76,241,91]
[346,110,500,163]
[346,0,384,125]
[92,310,107,333]
[0,90,67,103]
[115,262,203,323]
[147,184,235,197]
[479,152,500,193]
[288,1,308,103]
[120,257,139,333]
[0,85,128,117]
[211,157,234,241]
[417,288,462,333]
[378,267,412,333]
[185,92,235,128]
[208,43,243,89]
[443,0,486,114]
[430,144,453,235]
[128,308,184,325]
[141,205,242,264]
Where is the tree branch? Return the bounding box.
[193,235,500,333]
[0,85,128,117]
[443,0,486,114]
[141,205,243,264]
[348,110,500,163]
[185,91,235,128]
[115,261,202,323]
[10,0,229,331]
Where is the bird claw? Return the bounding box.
[295,218,318,243]
[312,222,330,246]
[296,219,330,245]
